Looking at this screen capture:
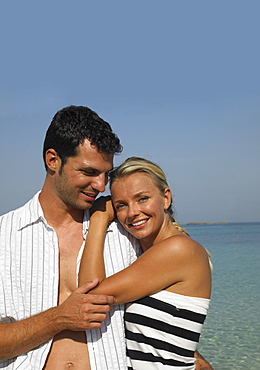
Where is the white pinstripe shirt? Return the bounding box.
[0,192,141,369]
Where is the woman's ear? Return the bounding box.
[163,188,172,210]
[45,149,60,173]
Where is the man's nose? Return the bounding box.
[92,174,108,193]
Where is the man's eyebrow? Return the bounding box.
[80,166,98,172]
[80,166,112,174]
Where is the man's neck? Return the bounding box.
[39,186,84,229]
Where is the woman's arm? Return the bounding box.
[78,196,115,286]
[87,234,211,304]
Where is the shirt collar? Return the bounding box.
[19,191,109,239]
[19,192,90,236]
[83,209,90,239]
[19,191,45,230]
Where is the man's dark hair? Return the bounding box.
[43,105,122,170]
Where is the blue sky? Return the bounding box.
[0,0,259,223]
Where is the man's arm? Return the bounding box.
[195,351,214,370]
[0,279,114,361]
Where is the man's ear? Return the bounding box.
[45,149,60,172]
[163,188,172,210]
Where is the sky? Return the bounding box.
[0,0,259,224]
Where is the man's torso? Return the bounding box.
[0,193,141,370]
[43,223,91,370]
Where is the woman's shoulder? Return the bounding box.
[157,234,207,262]
[163,233,202,249]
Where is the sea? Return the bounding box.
[184,222,260,370]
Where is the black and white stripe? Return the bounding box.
[125,291,210,369]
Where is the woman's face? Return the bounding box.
[111,172,171,248]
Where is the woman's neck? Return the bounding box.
[140,217,180,251]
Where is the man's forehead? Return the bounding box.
[74,144,113,168]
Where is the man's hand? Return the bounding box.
[195,351,214,370]
[0,279,114,360]
[57,278,115,331]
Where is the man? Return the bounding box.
[0,106,212,369]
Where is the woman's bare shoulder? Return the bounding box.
[154,234,208,264]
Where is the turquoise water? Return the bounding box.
[184,222,260,370]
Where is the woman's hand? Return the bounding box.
[79,197,115,286]
[90,196,116,224]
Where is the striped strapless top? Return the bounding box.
[125,290,210,369]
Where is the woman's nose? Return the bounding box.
[127,203,139,218]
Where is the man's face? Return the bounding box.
[53,139,113,210]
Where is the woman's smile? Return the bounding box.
[129,218,149,228]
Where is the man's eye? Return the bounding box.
[82,170,95,176]
[139,197,148,202]
[116,204,125,210]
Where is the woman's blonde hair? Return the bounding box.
[109,157,189,236]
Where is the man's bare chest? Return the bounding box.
[57,231,84,304]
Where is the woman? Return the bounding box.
[79,157,212,369]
